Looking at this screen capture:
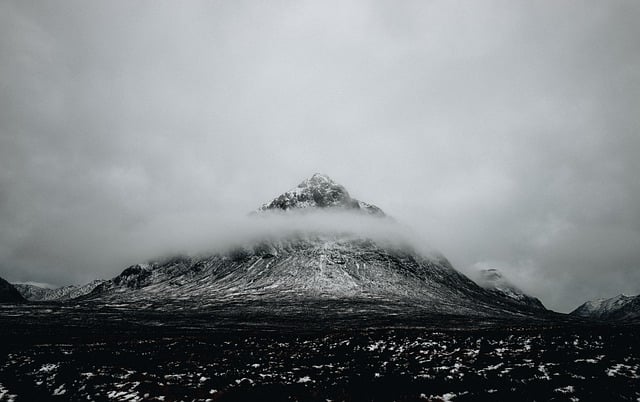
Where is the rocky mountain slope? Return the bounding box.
[85,174,550,318]
[571,293,640,320]
[14,280,105,302]
[87,235,547,317]
[0,276,25,303]
[474,268,546,310]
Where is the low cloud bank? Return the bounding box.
[1,209,441,287]
[143,210,441,263]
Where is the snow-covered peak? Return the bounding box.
[571,293,639,320]
[304,173,334,185]
[578,294,633,311]
[257,174,385,216]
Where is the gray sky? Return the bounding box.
[1,1,639,312]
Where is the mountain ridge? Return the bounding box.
[14,280,105,302]
[571,293,640,320]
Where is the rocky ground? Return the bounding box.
[0,303,639,401]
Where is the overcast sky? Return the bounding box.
[1,1,639,312]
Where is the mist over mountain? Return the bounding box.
[112,173,435,266]
[1,3,639,400]
[471,268,546,311]
[72,174,552,320]
[1,1,639,314]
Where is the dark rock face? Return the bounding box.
[571,294,640,320]
[111,265,154,289]
[0,277,25,303]
[257,173,385,216]
[474,268,546,311]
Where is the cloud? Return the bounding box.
[1,0,639,312]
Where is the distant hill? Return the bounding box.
[571,294,640,320]
[13,280,105,302]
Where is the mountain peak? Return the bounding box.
[307,172,334,182]
[257,174,385,216]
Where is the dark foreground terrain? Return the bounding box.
[0,302,639,401]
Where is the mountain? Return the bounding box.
[257,173,385,216]
[87,236,548,316]
[86,174,550,318]
[473,268,546,310]
[0,276,26,303]
[14,280,105,302]
[571,293,640,320]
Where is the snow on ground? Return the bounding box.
[1,328,639,400]
[0,383,17,402]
